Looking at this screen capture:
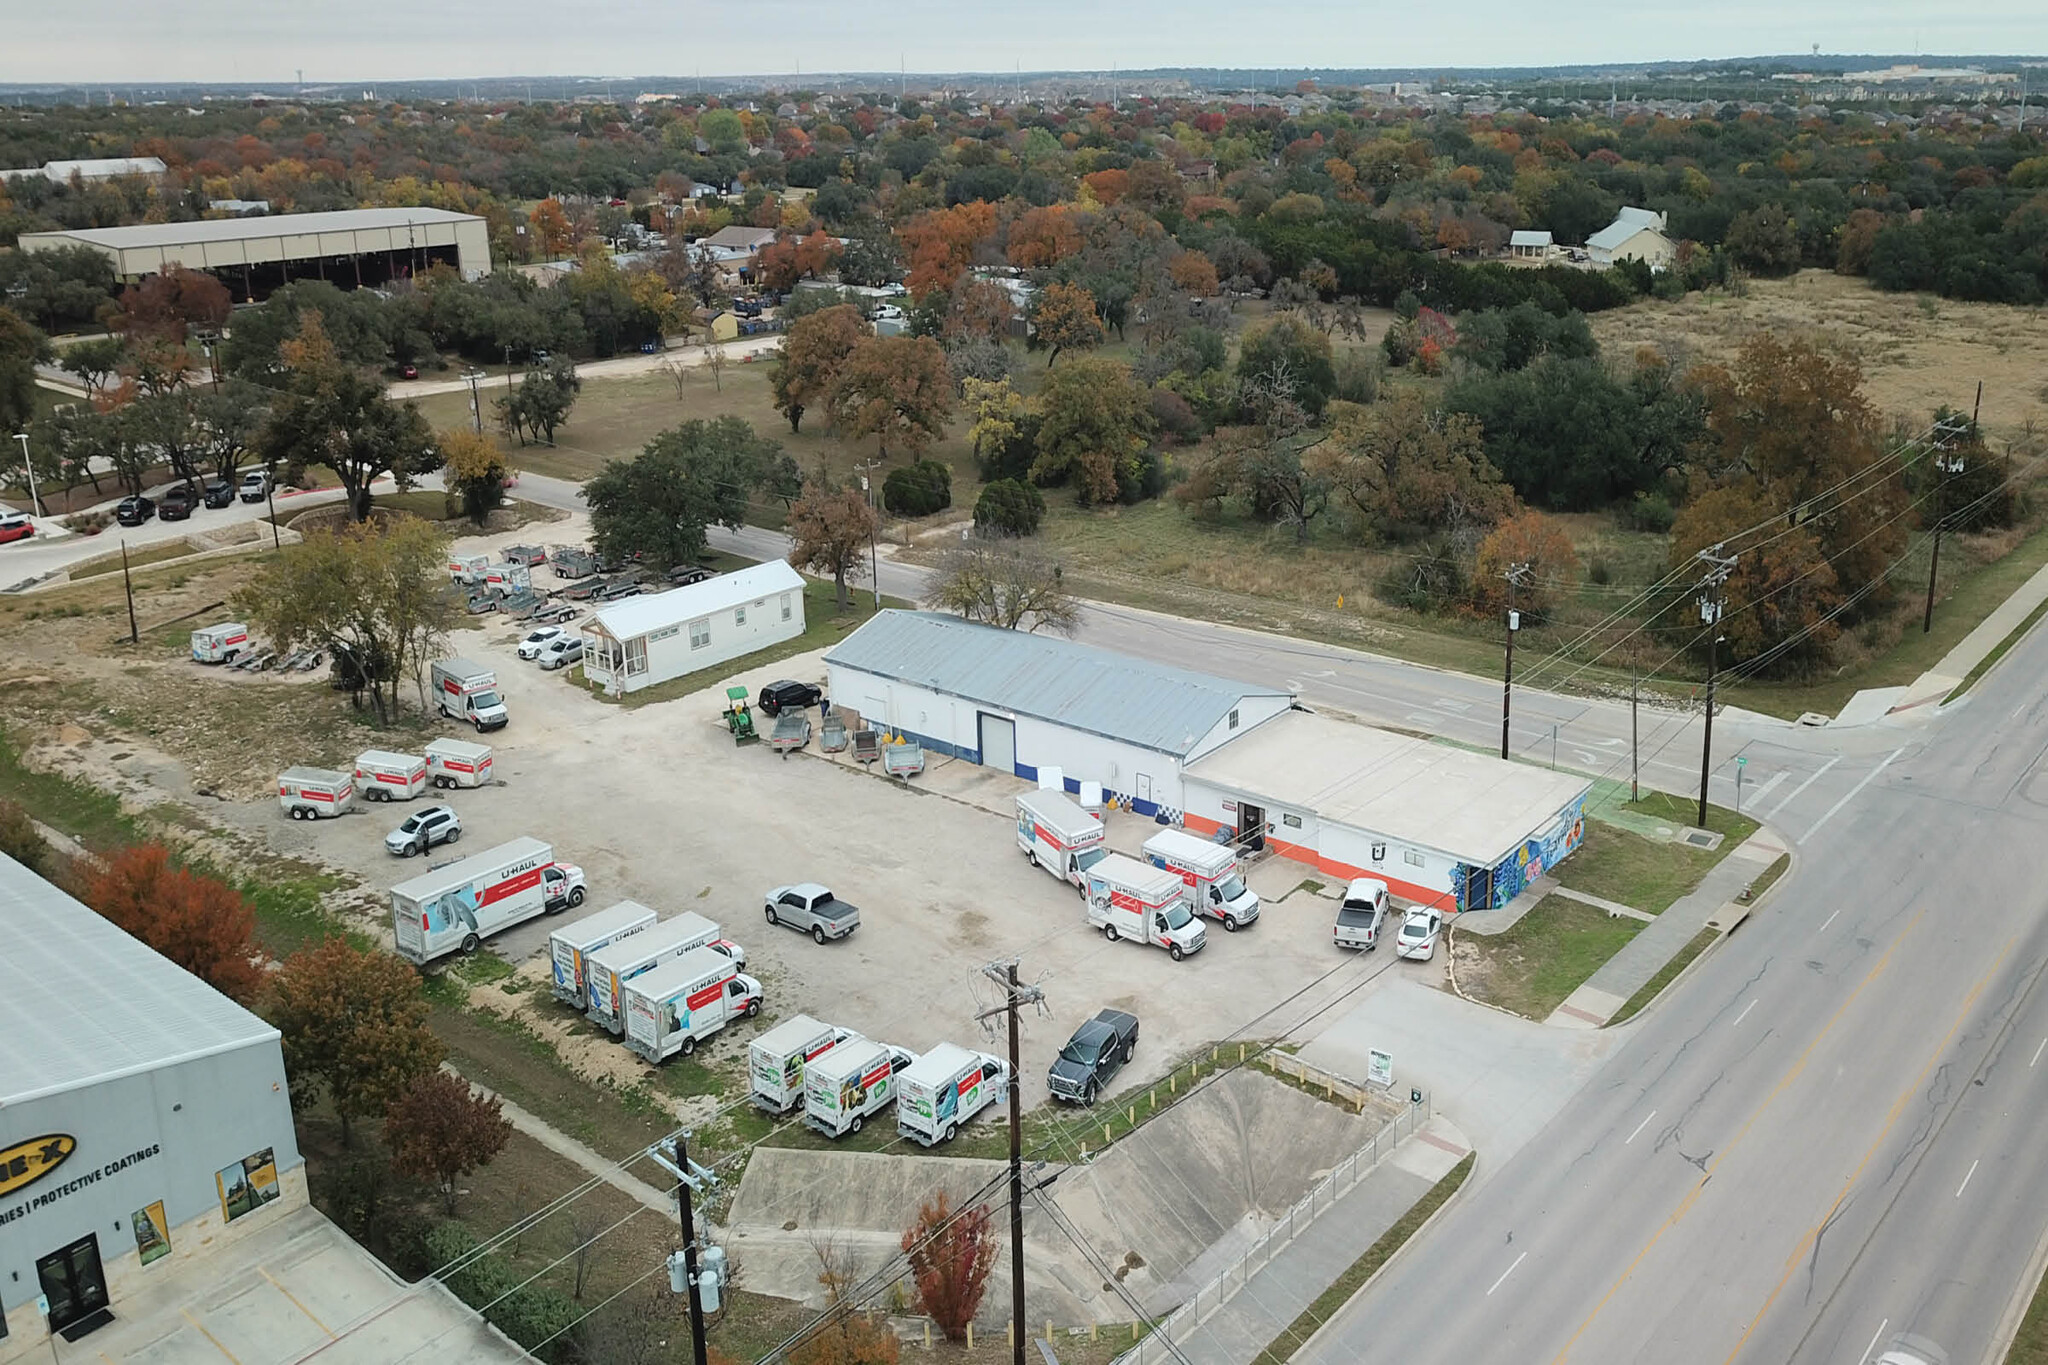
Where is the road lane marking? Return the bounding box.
[1550,910,1922,1364]
[1768,755,1840,817]
[1719,935,2015,1363]
[1958,1159,1980,1198]
[1488,1251,1527,1296]
[2033,1038,2047,1068]
[1859,1319,1888,1365]
[1799,747,1906,844]
[1626,1111,1657,1145]
[1746,769,1788,810]
[1735,1000,1757,1026]
[1819,909,1842,933]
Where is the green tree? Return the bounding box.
[271,937,443,1147]
[697,108,748,156]
[972,478,1045,536]
[585,417,781,569]
[257,313,438,521]
[1235,313,1335,416]
[1725,204,1802,276]
[496,358,579,446]
[1309,394,1517,540]
[1452,303,1597,373]
[0,308,50,437]
[60,336,127,396]
[1032,356,1155,506]
[882,459,952,516]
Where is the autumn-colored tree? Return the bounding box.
[528,198,574,258]
[0,799,50,879]
[826,335,954,459]
[1168,252,1220,297]
[1125,159,1187,214]
[786,480,879,608]
[382,1071,513,1213]
[794,228,842,280]
[439,426,508,527]
[1033,356,1154,506]
[902,1191,998,1342]
[1669,482,1840,672]
[111,266,232,345]
[941,277,1017,347]
[84,844,264,1002]
[271,937,444,1146]
[1027,281,1105,367]
[788,1311,900,1365]
[1080,168,1129,205]
[901,200,997,296]
[1006,205,1081,269]
[1469,510,1581,620]
[772,304,868,434]
[1309,393,1517,540]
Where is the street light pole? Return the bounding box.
[1924,444,1967,634]
[13,431,44,518]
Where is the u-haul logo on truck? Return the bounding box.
[480,865,546,908]
[1109,890,1144,913]
[685,979,729,1011]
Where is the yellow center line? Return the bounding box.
[181,1306,243,1364]
[1550,907,1925,1364]
[260,1266,335,1338]
[1719,934,2018,1363]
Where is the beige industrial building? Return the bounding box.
[17,207,492,298]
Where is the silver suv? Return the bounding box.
[386,804,462,857]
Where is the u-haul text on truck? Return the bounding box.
[549,900,658,1007]
[392,836,561,966]
[897,1043,1008,1147]
[355,749,427,802]
[1085,853,1207,960]
[1016,790,1107,889]
[584,912,744,1034]
[425,737,494,789]
[806,1036,917,1139]
[623,948,763,1062]
[1143,827,1260,931]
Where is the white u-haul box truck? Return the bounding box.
[548,900,659,1007]
[749,1015,853,1114]
[1016,790,1107,889]
[584,912,745,1034]
[623,948,763,1062]
[1084,853,1207,960]
[806,1036,918,1139]
[432,658,509,731]
[1143,827,1260,931]
[897,1043,1008,1147]
[392,836,559,966]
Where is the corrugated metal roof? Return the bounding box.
[1509,230,1553,247]
[583,561,804,641]
[0,854,278,1106]
[825,611,1290,757]
[18,206,481,250]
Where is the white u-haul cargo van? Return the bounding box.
[1016,790,1107,889]
[584,912,745,1034]
[548,900,659,1007]
[806,1036,918,1139]
[749,1015,852,1114]
[623,948,763,1062]
[391,836,560,966]
[1143,827,1260,931]
[896,1043,1008,1147]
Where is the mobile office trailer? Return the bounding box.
[432,658,509,731]
[391,836,557,966]
[355,749,428,802]
[548,900,658,1007]
[749,1014,852,1114]
[1084,853,1207,960]
[447,552,490,584]
[623,947,763,1062]
[191,621,249,663]
[896,1043,1008,1147]
[584,911,744,1034]
[1017,790,1107,888]
[278,766,354,820]
[425,737,494,789]
[806,1036,918,1138]
[1143,827,1261,931]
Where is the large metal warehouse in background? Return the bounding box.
[17,207,492,297]
[824,611,1295,821]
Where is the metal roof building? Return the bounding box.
[825,610,1293,820]
[3,156,167,183]
[1183,711,1592,913]
[581,560,806,696]
[17,207,492,296]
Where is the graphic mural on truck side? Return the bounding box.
[1455,795,1588,911]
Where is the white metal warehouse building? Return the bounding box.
[581,560,805,695]
[824,611,1294,821]
[1183,710,1592,913]
[17,207,493,296]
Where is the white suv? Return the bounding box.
[386,804,461,857]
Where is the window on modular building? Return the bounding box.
[781,592,792,621]
[1404,850,1425,868]
[690,618,710,649]
[626,638,649,675]
[735,604,747,627]
[1229,709,1240,730]
[1283,813,1302,829]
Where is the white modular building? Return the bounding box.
[580,560,806,695]
[1182,710,1592,914]
[824,611,1293,821]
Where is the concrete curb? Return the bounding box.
[1602,834,1797,1031]
[1281,1147,1479,1365]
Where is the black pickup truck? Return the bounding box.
[1047,1009,1140,1105]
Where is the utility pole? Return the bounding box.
[1924,417,1969,634]
[120,540,138,644]
[12,431,44,518]
[1630,672,1640,803]
[648,1132,719,1365]
[856,459,883,612]
[461,368,488,435]
[978,961,1046,1365]
[1693,546,1736,829]
[1499,562,1531,761]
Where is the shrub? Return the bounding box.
[882,459,953,516]
[1332,348,1383,405]
[973,478,1045,537]
[0,798,50,877]
[1376,541,1467,614]
[1626,490,1677,533]
[1148,386,1202,444]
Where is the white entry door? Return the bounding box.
[979,714,1017,773]
[1136,772,1154,804]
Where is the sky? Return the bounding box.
[1,0,2044,85]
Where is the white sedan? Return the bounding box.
[1396,907,1443,961]
[517,626,565,660]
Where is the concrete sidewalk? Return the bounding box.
[1156,1117,1469,1365]
[1849,555,2048,720]
[450,1064,675,1216]
[1547,826,1790,1027]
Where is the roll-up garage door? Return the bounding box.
[979,714,1017,773]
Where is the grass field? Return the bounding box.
[1558,796,1759,914]
[1454,895,1646,1020]
[68,539,202,578]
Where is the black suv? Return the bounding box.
[758,679,823,716]
[158,483,198,521]
[114,495,156,527]
[202,478,236,509]
[1047,1009,1139,1105]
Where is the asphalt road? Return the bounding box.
[1296,608,2048,1364]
